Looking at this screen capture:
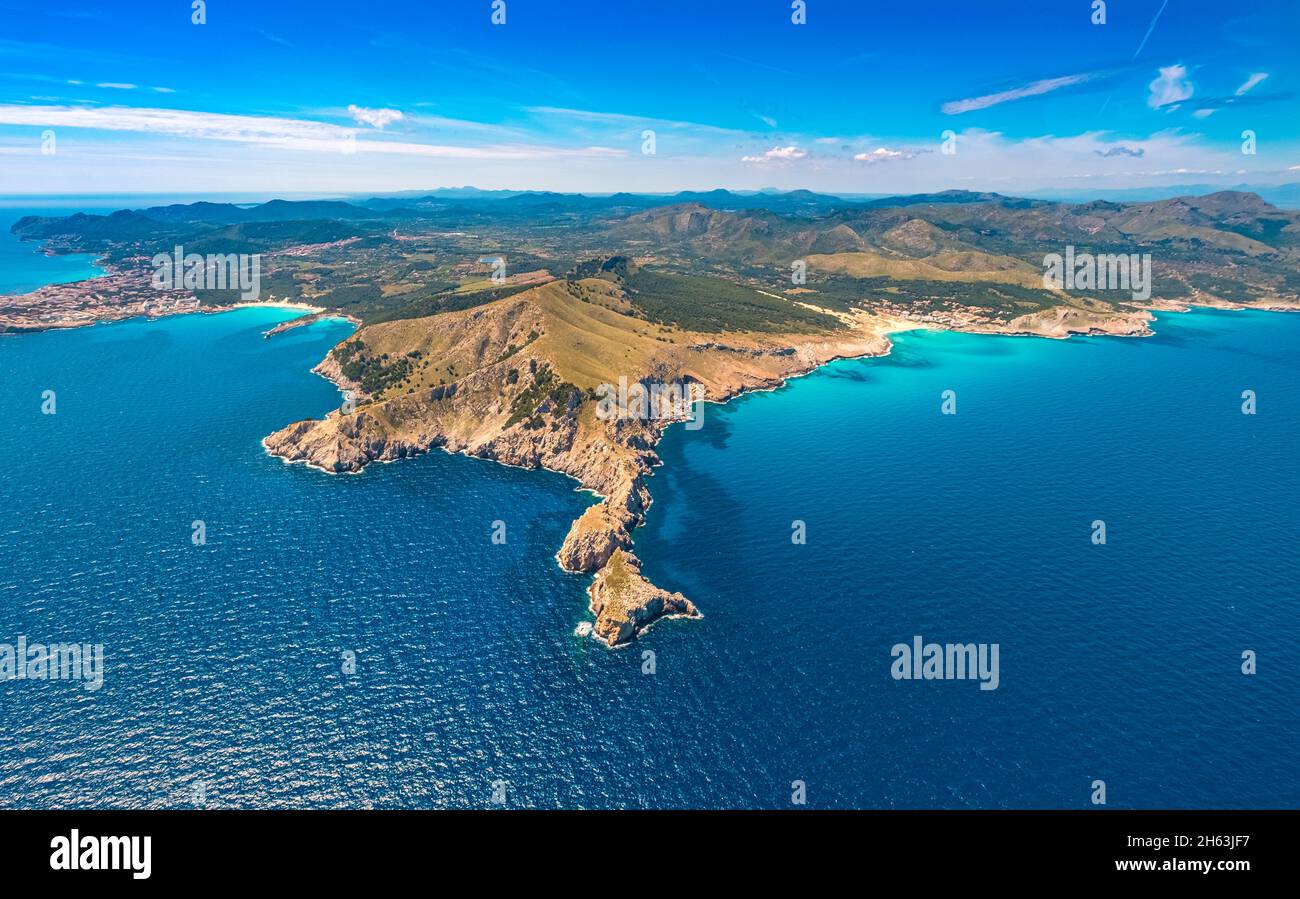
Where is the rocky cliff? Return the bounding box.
[263,278,896,645]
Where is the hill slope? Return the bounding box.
[263,276,895,644]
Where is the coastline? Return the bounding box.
[10,254,1298,644]
[7,297,1296,811]
[260,294,1300,646]
[0,240,344,333]
[262,309,361,337]
[0,221,108,299]
[0,260,335,334]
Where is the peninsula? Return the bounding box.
[10,188,1300,643]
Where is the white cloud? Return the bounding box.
[1148,64,1193,109]
[941,72,1096,114]
[853,147,917,163]
[1235,72,1268,96]
[1,97,1289,196]
[80,81,174,93]
[766,146,806,159]
[865,128,1273,192]
[0,104,356,144]
[347,104,403,129]
[741,145,806,163]
[0,104,624,159]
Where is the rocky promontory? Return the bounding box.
[262,278,897,645]
[588,550,699,646]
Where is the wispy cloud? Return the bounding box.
[1236,72,1269,96]
[1132,0,1171,59]
[0,104,625,159]
[256,29,295,49]
[1186,83,1289,119]
[1168,71,1274,120]
[85,80,174,93]
[526,106,741,135]
[942,72,1098,114]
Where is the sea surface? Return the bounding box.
[0,304,1296,808]
[0,210,106,295]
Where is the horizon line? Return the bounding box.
[2,181,1297,202]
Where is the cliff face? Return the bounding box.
[588,550,699,646]
[260,264,1299,644]
[262,278,896,645]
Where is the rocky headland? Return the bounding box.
[261,277,898,645]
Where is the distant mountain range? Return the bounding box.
[1019,183,1300,208]
[354,183,1300,210]
[11,186,1300,331]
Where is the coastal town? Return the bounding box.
[0,260,196,332]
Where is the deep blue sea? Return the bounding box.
[0,302,1296,808]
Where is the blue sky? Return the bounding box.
[1,0,1298,196]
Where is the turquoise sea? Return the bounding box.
[0,209,105,295]
[0,298,1296,808]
